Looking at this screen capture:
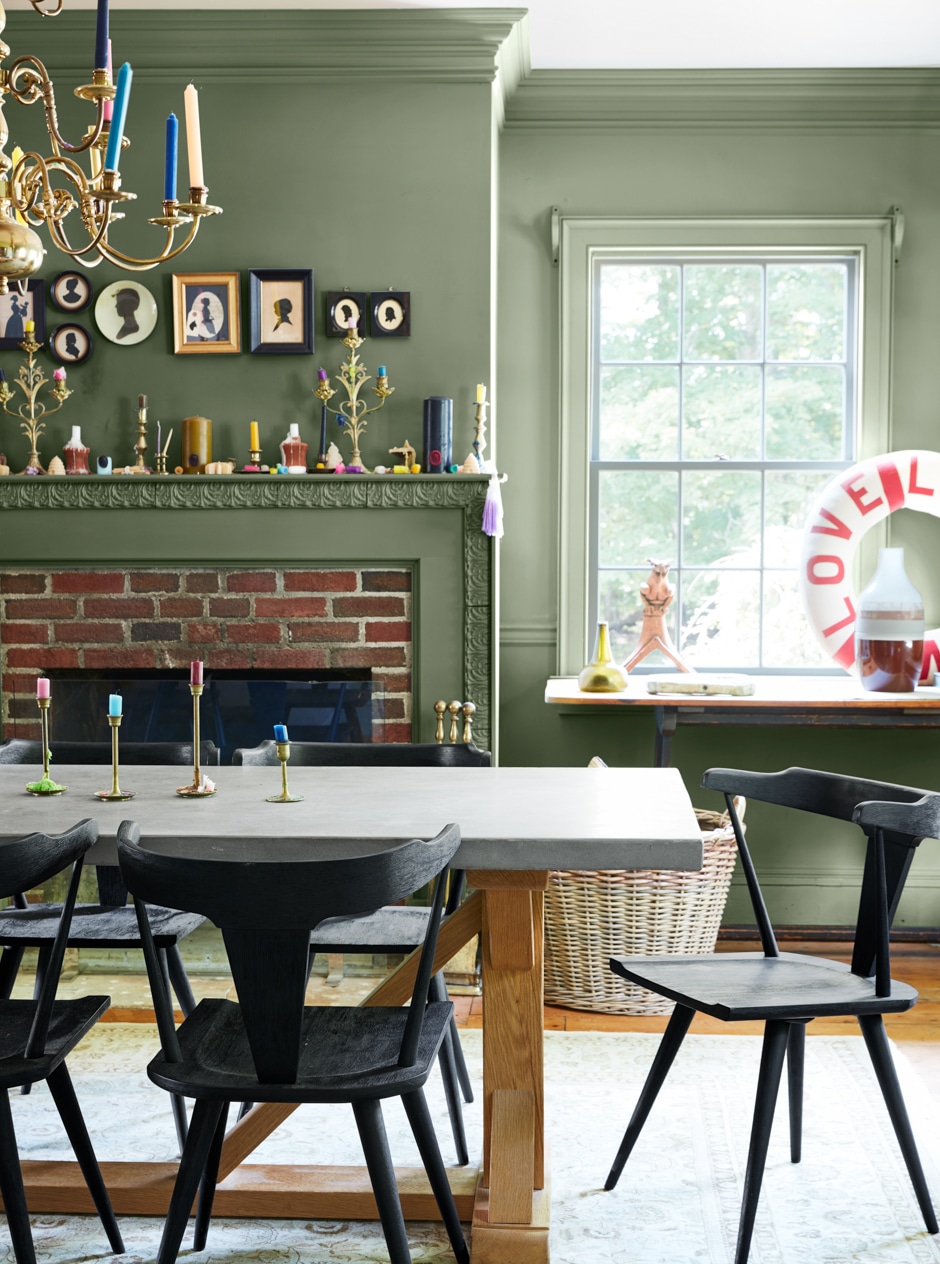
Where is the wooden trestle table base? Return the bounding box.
[0,764,702,1263]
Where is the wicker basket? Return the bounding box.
[543,805,739,1015]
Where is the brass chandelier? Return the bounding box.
[0,0,221,296]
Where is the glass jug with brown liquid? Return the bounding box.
[855,547,924,692]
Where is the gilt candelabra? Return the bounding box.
[314,326,394,470]
[0,329,71,472]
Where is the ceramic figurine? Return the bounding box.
[279,423,308,473]
[63,424,91,475]
[47,454,66,475]
[325,442,342,470]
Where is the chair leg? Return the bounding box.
[858,1012,939,1234]
[0,945,24,1000]
[0,1088,37,1264]
[152,945,189,1152]
[437,1023,469,1166]
[787,1022,805,1164]
[193,1102,230,1251]
[46,1065,125,1254]
[605,1002,695,1190]
[402,1089,470,1264]
[155,1099,225,1264]
[166,944,197,1018]
[170,1091,189,1156]
[352,1097,412,1264]
[735,1019,790,1264]
[21,946,53,1097]
[430,973,473,1103]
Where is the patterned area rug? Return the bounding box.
[9,1025,940,1263]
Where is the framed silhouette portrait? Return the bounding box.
[370,290,411,338]
[51,271,93,314]
[95,280,158,346]
[49,323,93,365]
[249,269,313,355]
[173,272,240,354]
[0,280,45,349]
[326,290,367,338]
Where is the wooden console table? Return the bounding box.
[545,675,940,767]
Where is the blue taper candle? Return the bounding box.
[273,724,288,742]
[104,61,133,172]
[95,0,109,70]
[108,693,122,717]
[164,113,178,201]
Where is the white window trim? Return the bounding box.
[557,214,896,676]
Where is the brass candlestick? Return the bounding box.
[0,331,72,473]
[317,327,394,469]
[96,715,135,801]
[265,741,304,803]
[176,684,216,797]
[130,394,150,473]
[25,696,67,795]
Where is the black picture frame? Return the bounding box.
[370,290,411,338]
[326,290,367,338]
[0,280,45,349]
[49,323,93,365]
[50,271,93,314]
[249,268,313,355]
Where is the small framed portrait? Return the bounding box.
[0,280,45,349]
[51,271,93,314]
[249,269,313,355]
[326,290,367,338]
[370,290,411,338]
[95,280,158,346]
[49,323,93,365]
[173,272,240,354]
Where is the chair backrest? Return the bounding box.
[0,738,221,765]
[118,819,461,1084]
[231,739,491,768]
[702,765,940,988]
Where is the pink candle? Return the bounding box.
[190,660,203,687]
[36,677,50,699]
[103,39,113,122]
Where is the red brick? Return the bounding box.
[362,571,411,592]
[208,596,250,618]
[255,597,328,618]
[382,722,413,743]
[0,574,47,595]
[284,570,357,593]
[185,572,220,594]
[2,672,35,695]
[226,571,276,593]
[159,597,204,618]
[374,671,411,694]
[6,720,40,740]
[54,621,124,643]
[3,623,50,644]
[226,622,282,644]
[84,597,154,618]
[288,621,359,644]
[6,648,80,669]
[253,648,329,670]
[334,596,405,617]
[201,649,252,670]
[52,571,125,594]
[131,622,181,643]
[130,572,180,593]
[382,698,406,720]
[332,647,407,668]
[187,622,221,644]
[365,620,411,644]
[83,648,156,670]
[4,598,77,619]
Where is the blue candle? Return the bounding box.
[104,61,133,172]
[108,693,122,717]
[95,0,109,71]
[378,365,387,377]
[273,724,288,742]
[164,112,178,202]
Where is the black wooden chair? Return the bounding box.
[117,818,470,1264]
[232,738,490,1165]
[0,738,222,766]
[0,818,124,1264]
[604,766,940,1264]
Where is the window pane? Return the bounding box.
[766,263,847,362]
[764,470,834,567]
[599,365,679,460]
[765,365,844,459]
[682,364,761,459]
[598,470,677,567]
[680,569,760,666]
[598,569,675,664]
[762,571,832,668]
[681,470,761,566]
[599,264,679,362]
[683,265,762,361]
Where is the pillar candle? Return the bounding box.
[183,84,204,188]
[423,397,453,475]
[250,421,260,451]
[190,660,203,687]
[108,693,122,717]
[104,61,133,173]
[181,415,212,473]
[274,724,288,742]
[36,677,50,699]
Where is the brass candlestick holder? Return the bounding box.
[25,696,67,795]
[265,741,304,803]
[315,327,394,469]
[176,684,216,797]
[0,331,72,473]
[129,395,150,473]
[95,715,135,801]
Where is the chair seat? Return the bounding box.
[0,995,110,1088]
[0,902,205,949]
[610,950,919,1021]
[311,906,431,954]
[147,997,454,1104]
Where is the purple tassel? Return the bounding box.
[482,475,503,538]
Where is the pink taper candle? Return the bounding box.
[103,39,113,122]
[190,660,203,687]
[36,677,50,699]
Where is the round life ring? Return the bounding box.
[799,449,940,679]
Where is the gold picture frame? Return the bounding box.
[172,272,240,354]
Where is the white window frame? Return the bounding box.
[557,215,896,676]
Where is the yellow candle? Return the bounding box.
[250,421,260,450]
[25,319,34,333]
[183,83,204,188]
[475,383,486,404]
[9,146,25,225]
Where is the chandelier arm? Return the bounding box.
[7,56,106,156]
[93,218,207,270]
[28,0,64,16]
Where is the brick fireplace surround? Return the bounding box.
[1,566,412,743]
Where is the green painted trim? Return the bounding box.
[505,68,940,129]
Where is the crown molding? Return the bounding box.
[504,68,940,130]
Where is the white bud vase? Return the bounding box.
[855,547,924,692]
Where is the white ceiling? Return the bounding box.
[7,0,940,70]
